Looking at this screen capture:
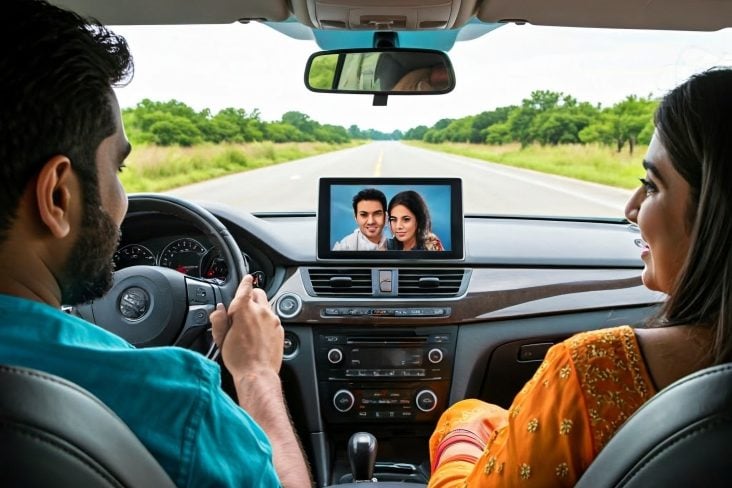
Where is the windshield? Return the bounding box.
[112,22,732,217]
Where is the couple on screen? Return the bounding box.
[332,188,444,251]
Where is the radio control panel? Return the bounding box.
[315,327,457,423]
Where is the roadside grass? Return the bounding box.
[120,141,363,192]
[406,141,646,189]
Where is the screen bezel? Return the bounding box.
[317,177,464,260]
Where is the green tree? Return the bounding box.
[472,106,515,143]
[347,125,364,139]
[390,130,403,140]
[282,111,316,136]
[307,54,337,89]
[441,117,474,143]
[404,125,429,140]
[579,95,657,154]
[212,108,264,142]
[529,99,598,145]
[148,115,202,146]
[264,123,305,143]
[484,122,512,144]
[314,124,349,143]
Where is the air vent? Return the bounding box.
[397,269,466,297]
[307,268,373,296]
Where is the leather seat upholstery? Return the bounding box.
[576,363,732,487]
[0,364,176,488]
[3,361,730,487]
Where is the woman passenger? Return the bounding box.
[428,67,732,487]
[386,190,444,251]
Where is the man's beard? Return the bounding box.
[59,202,120,305]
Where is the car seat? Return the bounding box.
[575,362,732,487]
[0,364,176,487]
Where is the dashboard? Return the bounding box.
[114,198,663,486]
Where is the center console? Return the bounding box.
[311,326,456,484]
[315,326,456,424]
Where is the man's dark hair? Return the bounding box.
[352,188,387,215]
[0,0,133,242]
[652,67,732,364]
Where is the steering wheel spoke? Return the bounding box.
[174,277,221,352]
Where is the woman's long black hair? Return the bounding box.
[654,67,732,365]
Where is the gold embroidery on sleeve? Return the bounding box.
[527,418,539,433]
[556,462,569,478]
[510,405,522,418]
[484,456,497,475]
[567,326,656,452]
[588,408,601,425]
[559,419,573,435]
[519,463,532,480]
[559,365,571,380]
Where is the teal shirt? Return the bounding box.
[0,294,280,487]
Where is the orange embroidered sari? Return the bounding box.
[428,326,657,487]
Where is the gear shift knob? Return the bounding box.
[348,432,377,481]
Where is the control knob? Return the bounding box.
[415,389,438,413]
[327,348,343,364]
[427,348,444,364]
[333,389,355,413]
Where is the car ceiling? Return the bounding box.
[53,0,731,51]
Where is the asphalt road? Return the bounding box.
[166,141,633,217]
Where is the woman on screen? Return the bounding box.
[386,190,444,251]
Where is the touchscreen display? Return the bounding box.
[317,177,463,260]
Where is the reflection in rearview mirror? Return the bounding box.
[305,48,455,95]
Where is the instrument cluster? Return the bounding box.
[113,236,255,285]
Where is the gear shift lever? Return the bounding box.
[348,432,377,482]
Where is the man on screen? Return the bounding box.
[333,188,387,251]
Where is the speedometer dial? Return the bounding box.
[159,238,206,276]
[113,244,156,270]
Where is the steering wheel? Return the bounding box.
[75,194,247,357]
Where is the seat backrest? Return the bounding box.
[0,364,176,488]
[576,363,732,488]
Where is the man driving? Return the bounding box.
[0,1,310,486]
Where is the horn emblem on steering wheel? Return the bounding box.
[119,287,150,321]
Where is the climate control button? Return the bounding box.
[415,389,438,412]
[333,389,355,413]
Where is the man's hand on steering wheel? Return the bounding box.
[210,275,284,380]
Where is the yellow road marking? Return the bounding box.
[374,150,383,176]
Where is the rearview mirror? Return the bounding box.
[304,48,455,95]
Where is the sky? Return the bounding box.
[111,22,732,133]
